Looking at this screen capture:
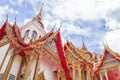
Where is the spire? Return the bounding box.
[57,23,62,31]
[13,17,17,33]
[81,37,87,51]
[103,40,109,50]
[103,41,109,51]
[105,40,109,48]
[103,42,107,49]
[13,17,18,30]
[52,23,56,31]
[14,17,17,25]
[38,3,44,19]
[5,13,9,28]
[6,12,9,23]
[82,40,87,51]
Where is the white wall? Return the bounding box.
[26,57,57,80]
[21,20,46,41]
[0,47,14,74]
[8,54,22,79]
[0,44,9,65]
[38,57,57,80]
[28,60,36,80]
[21,22,45,43]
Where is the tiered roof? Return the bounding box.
[93,44,120,76]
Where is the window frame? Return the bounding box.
[32,31,37,39]
[24,29,30,38]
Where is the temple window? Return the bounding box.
[24,30,30,38]
[8,74,15,80]
[32,31,37,39]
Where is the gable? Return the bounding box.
[20,19,46,42]
[106,52,114,59]
[45,40,58,54]
[100,51,120,69]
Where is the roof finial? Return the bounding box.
[15,17,16,24]
[82,36,84,45]
[14,14,18,25]
[52,23,56,30]
[58,23,62,31]
[6,12,9,21]
[81,36,87,51]
[103,42,107,49]
[38,3,44,18]
[105,40,109,48]
[6,13,8,19]
[5,12,10,25]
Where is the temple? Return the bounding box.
[0,5,120,80]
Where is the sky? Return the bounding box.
[0,0,120,54]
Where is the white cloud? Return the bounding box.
[24,0,120,52]
[0,5,9,22]
[9,0,16,5]
[97,0,120,53]
[61,22,91,36]
[24,18,31,24]
[0,5,9,14]
[96,0,120,30]
[9,0,23,6]
[105,19,120,30]
[26,0,40,6]
[9,8,18,14]
[18,0,23,6]
[104,29,120,53]
[25,0,41,15]
[52,0,99,21]
[0,5,18,23]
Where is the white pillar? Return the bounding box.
[100,74,103,80]
[93,62,96,70]
[105,70,108,80]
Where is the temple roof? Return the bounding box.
[64,41,93,68]
[93,44,120,76]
